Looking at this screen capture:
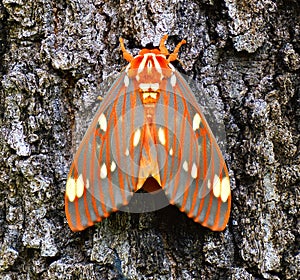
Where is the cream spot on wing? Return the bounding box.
[125,148,129,156]
[76,174,84,198]
[100,163,107,179]
[66,177,76,202]
[193,113,201,131]
[213,174,221,198]
[158,127,166,146]
[133,128,141,147]
[124,75,129,87]
[111,161,117,172]
[86,179,90,189]
[220,176,231,202]
[169,148,174,156]
[170,74,176,87]
[207,179,211,189]
[98,113,107,132]
[191,163,198,179]
[183,161,188,172]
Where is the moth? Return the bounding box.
[65,35,231,232]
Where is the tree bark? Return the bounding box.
[0,0,299,279]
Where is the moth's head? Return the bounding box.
[119,35,185,104]
[120,35,185,84]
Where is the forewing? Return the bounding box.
[65,72,144,231]
[156,70,231,231]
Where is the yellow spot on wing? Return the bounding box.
[66,177,76,202]
[220,176,230,202]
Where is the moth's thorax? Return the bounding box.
[138,84,160,105]
[127,51,173,80]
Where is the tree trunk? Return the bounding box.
[0,0,299,279]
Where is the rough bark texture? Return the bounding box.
[0,0,299,279]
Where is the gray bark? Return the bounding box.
[0,0,299,279]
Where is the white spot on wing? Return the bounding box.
[207,179,211,189]
[125,148,129,156]
[111,161,117,172]
[86,179,90,189]
[213,174,221,198]
[158,127,166,146]
[133,128,141,147]
[170,74,176,87]
[100,163,107,179]
[183,161,188,172]
[169,148,174,156]
[124,75,129,87]
[193,113,201,131]
[98,113,107,132]
[220,176,230,202]
[191,163,198,179]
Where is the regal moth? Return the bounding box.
[65,35,231,232]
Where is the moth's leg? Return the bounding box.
[159,34,170,56]
[168,39,186,62]
[119,38,134,62]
